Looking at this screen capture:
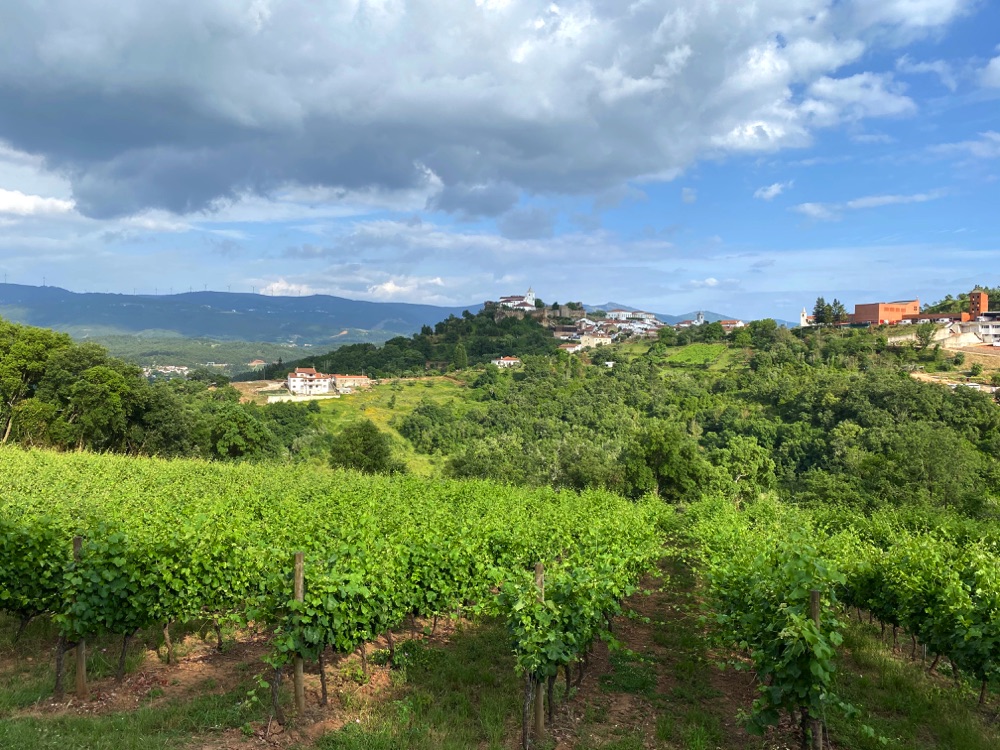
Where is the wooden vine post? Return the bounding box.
[809,589,822,750]
[74,536,87,701]
[534,562,545,740]
[294,551,306,714]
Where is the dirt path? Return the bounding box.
[537,558,799,750]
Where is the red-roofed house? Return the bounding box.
[287,367,333,395]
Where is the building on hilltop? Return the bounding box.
[953,289,1000,343]
[498,287,537,311]
[579,333,613,348]
[606,309,658,322]
[675,311,706,330]
[287,367,333,395]
[851,299,920,326]
[288,368,370,395]
[970,289,989,318]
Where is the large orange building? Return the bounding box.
[970,289,989,318]
[851,299,920,325]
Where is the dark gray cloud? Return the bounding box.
[426,182,519,219]
[0,0,972,219]
[497,207,555,240]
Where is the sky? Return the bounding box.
[1,0,999,321]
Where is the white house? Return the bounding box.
[287,367,333,395]
[605,309,658,322]
[491,356,522,368]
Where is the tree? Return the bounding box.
[915,322,936,351]
[971,363,984,377]
[747,319,781,350]
[0,321,73,442]
[657,326,678,346]
[210,404,281,460]
[710,435,776,503]
[621,421,719,501]
[62,365,142,451]
[453,343,468,369]
[329,419,406,474]
[830,299,848,324]
[731,328,752,348]
[700,322,725,342]
[812,297,829,326]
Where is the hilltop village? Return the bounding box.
[275,287,748,396]
[491,287,745,348]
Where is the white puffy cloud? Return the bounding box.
[0,188,75,216]
[981,56,1000,88]
[367,276,446,302]
[687,277,721,288]
[895,55,957,91]
[754,181,792,200]
[931,131,1000,159]
[803,73,916,126]
[260,278,315,297]
[853,0,974,33]
[793,202,840,221]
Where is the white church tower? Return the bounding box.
[524,287,536,306]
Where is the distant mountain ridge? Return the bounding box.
[586,302,736,325]
[0,284,482,345]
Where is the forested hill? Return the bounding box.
[0,283,481,345]
[240,308,561,380]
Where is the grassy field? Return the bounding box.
[607,341,742,372]
[656,343,739,370]
[316,376,472,476]
[607,341,654,360]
